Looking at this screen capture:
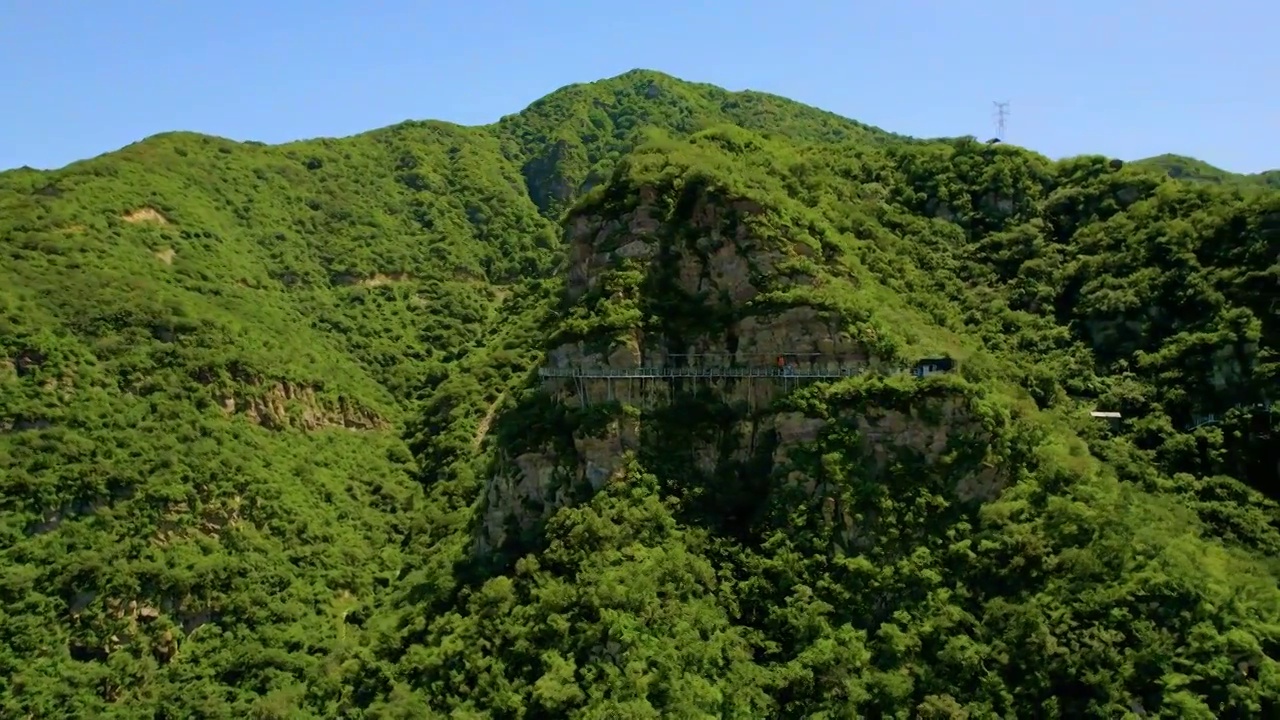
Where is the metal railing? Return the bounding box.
[537,365,869,380]
[1187,400,1273,431]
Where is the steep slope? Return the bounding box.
[2,69,1279,717]
[0,122,559,714]
[386,127,1280,718]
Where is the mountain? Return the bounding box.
[1132,153,1280,189]
[2,69,1278,717]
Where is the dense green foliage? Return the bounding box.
[2,69,1278,717]
[1131,154,1280,190]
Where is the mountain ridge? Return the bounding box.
[2,70,1279,717]
[8,69,1273,182]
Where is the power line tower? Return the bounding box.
[992,101,1010,139]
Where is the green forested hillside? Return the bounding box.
[2,69,1278,718]
[1132,153,1280,189]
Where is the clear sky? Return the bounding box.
[2,0,1275,173]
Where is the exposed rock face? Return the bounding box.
[856,398,1004,500]
[479,416,640,552]
[330,272,412,287]
[215,380,387,431]
[771,411,828,465]
[121,207,169,224]
[775,396,1007,552]
[546,185,872,409]
[564,189,795,306]
[3,350,387,433]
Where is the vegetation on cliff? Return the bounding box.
[2,69,1278,717]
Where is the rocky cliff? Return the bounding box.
[477,167,1009,555]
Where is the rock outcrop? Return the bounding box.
[192,366,388,431]
[477,182,998,554]
[215,381,387,431]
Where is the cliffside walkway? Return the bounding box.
[536,351,958,407]
[1187,400,1273,431]
[539,364,868,407]
[536,355,959,407]
[537,366,865,380]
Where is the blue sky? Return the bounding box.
[2,0,1275,173]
